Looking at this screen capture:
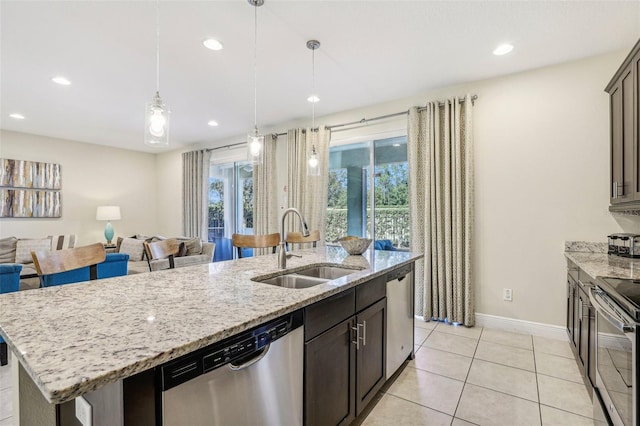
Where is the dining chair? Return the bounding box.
[285,230,321,248]
[0,263,22,365]
[31,243,129,287]
[144,238,181,270]
[231,233,280,258]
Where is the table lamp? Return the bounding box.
[96,206,121,245]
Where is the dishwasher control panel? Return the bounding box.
[161,310,303,391]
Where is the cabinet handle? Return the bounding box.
[613,181,618,198]
[361,321,367,347]
[352,325,360,351]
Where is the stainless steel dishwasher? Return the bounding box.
[161,310,304,426]
[386,264,414,379]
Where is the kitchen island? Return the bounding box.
[0,246,420,425]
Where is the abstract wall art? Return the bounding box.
[0,158,61,218]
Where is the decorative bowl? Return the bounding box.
[338,236,372,255]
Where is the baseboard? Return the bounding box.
[474,313,568,341]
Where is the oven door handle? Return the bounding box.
[589,287,636,333]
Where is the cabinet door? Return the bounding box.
[610,66,635,203]
[567,278,574,343]
[355,298,386,415]
[634,52,640,200]
[579,289,589,369]
[572,280,580,349]
[588,303,596,387]
[305,317,356,426]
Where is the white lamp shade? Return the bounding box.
[96,206,121,221]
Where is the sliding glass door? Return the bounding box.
[208,161,254,261]
[326,136,408,249]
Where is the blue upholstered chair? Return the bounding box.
[31,243,129,288]
[39,253,130,287]
[0,263,22,365]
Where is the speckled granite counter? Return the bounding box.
[565,251,640,280]
[0,246,421,404]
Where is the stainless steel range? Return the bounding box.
[591,277,640,426]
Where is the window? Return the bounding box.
[326,136,408,249]
[208,161,254,260]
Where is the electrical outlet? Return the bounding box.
[503,288,513,301]
[75,395,93,426]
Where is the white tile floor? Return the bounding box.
[362,321,606,426]
[0,322,605,426]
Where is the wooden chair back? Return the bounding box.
[144,238,180,269]
[285,230,321,248]
[31,243,106,279]
[231,233,280,258]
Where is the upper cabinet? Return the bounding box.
[607,39,640,210]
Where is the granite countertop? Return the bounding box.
[565,251,640,280]
[0,246,421,404]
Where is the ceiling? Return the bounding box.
[1,1,639,153]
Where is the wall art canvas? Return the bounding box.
[0,158,62,218]
[0,190,61,218]
[0,158,61,189]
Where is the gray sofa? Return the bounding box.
[116,235,215,274]
[0,235,77,290]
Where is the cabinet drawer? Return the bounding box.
[567,260,579,281]
[305,289,355,341]
[578,268,594,287]
[356,275,386,312]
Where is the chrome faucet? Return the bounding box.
[279,208,310,268]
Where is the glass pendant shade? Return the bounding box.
[247,128,264,165]
[307,138,320,176]
[145,92,170,147]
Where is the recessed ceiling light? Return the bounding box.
[493,43,514,56]
[307,95,320,103]
[9,113,25,120]
[207,120,219,127]
[51,76,71,85]
[392,143,400,147]
[203,39,224,51]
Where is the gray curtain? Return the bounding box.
[253,134,278,255]
[182,150,211,240]
[286,126,330,248]
[408,95,474,326]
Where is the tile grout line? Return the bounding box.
[532,334,543,425]
[382,390,460,420]
[450,326,484,423]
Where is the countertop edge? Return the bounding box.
[9,254,421,404]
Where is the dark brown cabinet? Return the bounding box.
[566,262,596,389]
[304,276,387,426]
[305,317,357,426]
[355,298,386,415]
[608,39,640,209]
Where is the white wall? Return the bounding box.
[159,50,630,326]
[0,130,158,244]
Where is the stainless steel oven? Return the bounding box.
[590,280,640,426]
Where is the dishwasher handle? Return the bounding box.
[228,343,271,371]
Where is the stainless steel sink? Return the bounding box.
[258,274,329,289]
[254,265,362,289]
[294,266,358,280]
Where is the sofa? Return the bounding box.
[115,235,215,274]
[0,235,77,290]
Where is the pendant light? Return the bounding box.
[247,0,264,165]
[307,39,320,176]
[144,0,170,148]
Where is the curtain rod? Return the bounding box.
[205,132,287,152]
[328,94,477,131]
[204,94,477,151]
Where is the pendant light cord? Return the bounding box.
[156,0,160,93]
[311,46,315,131]
[253,4,258,131]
